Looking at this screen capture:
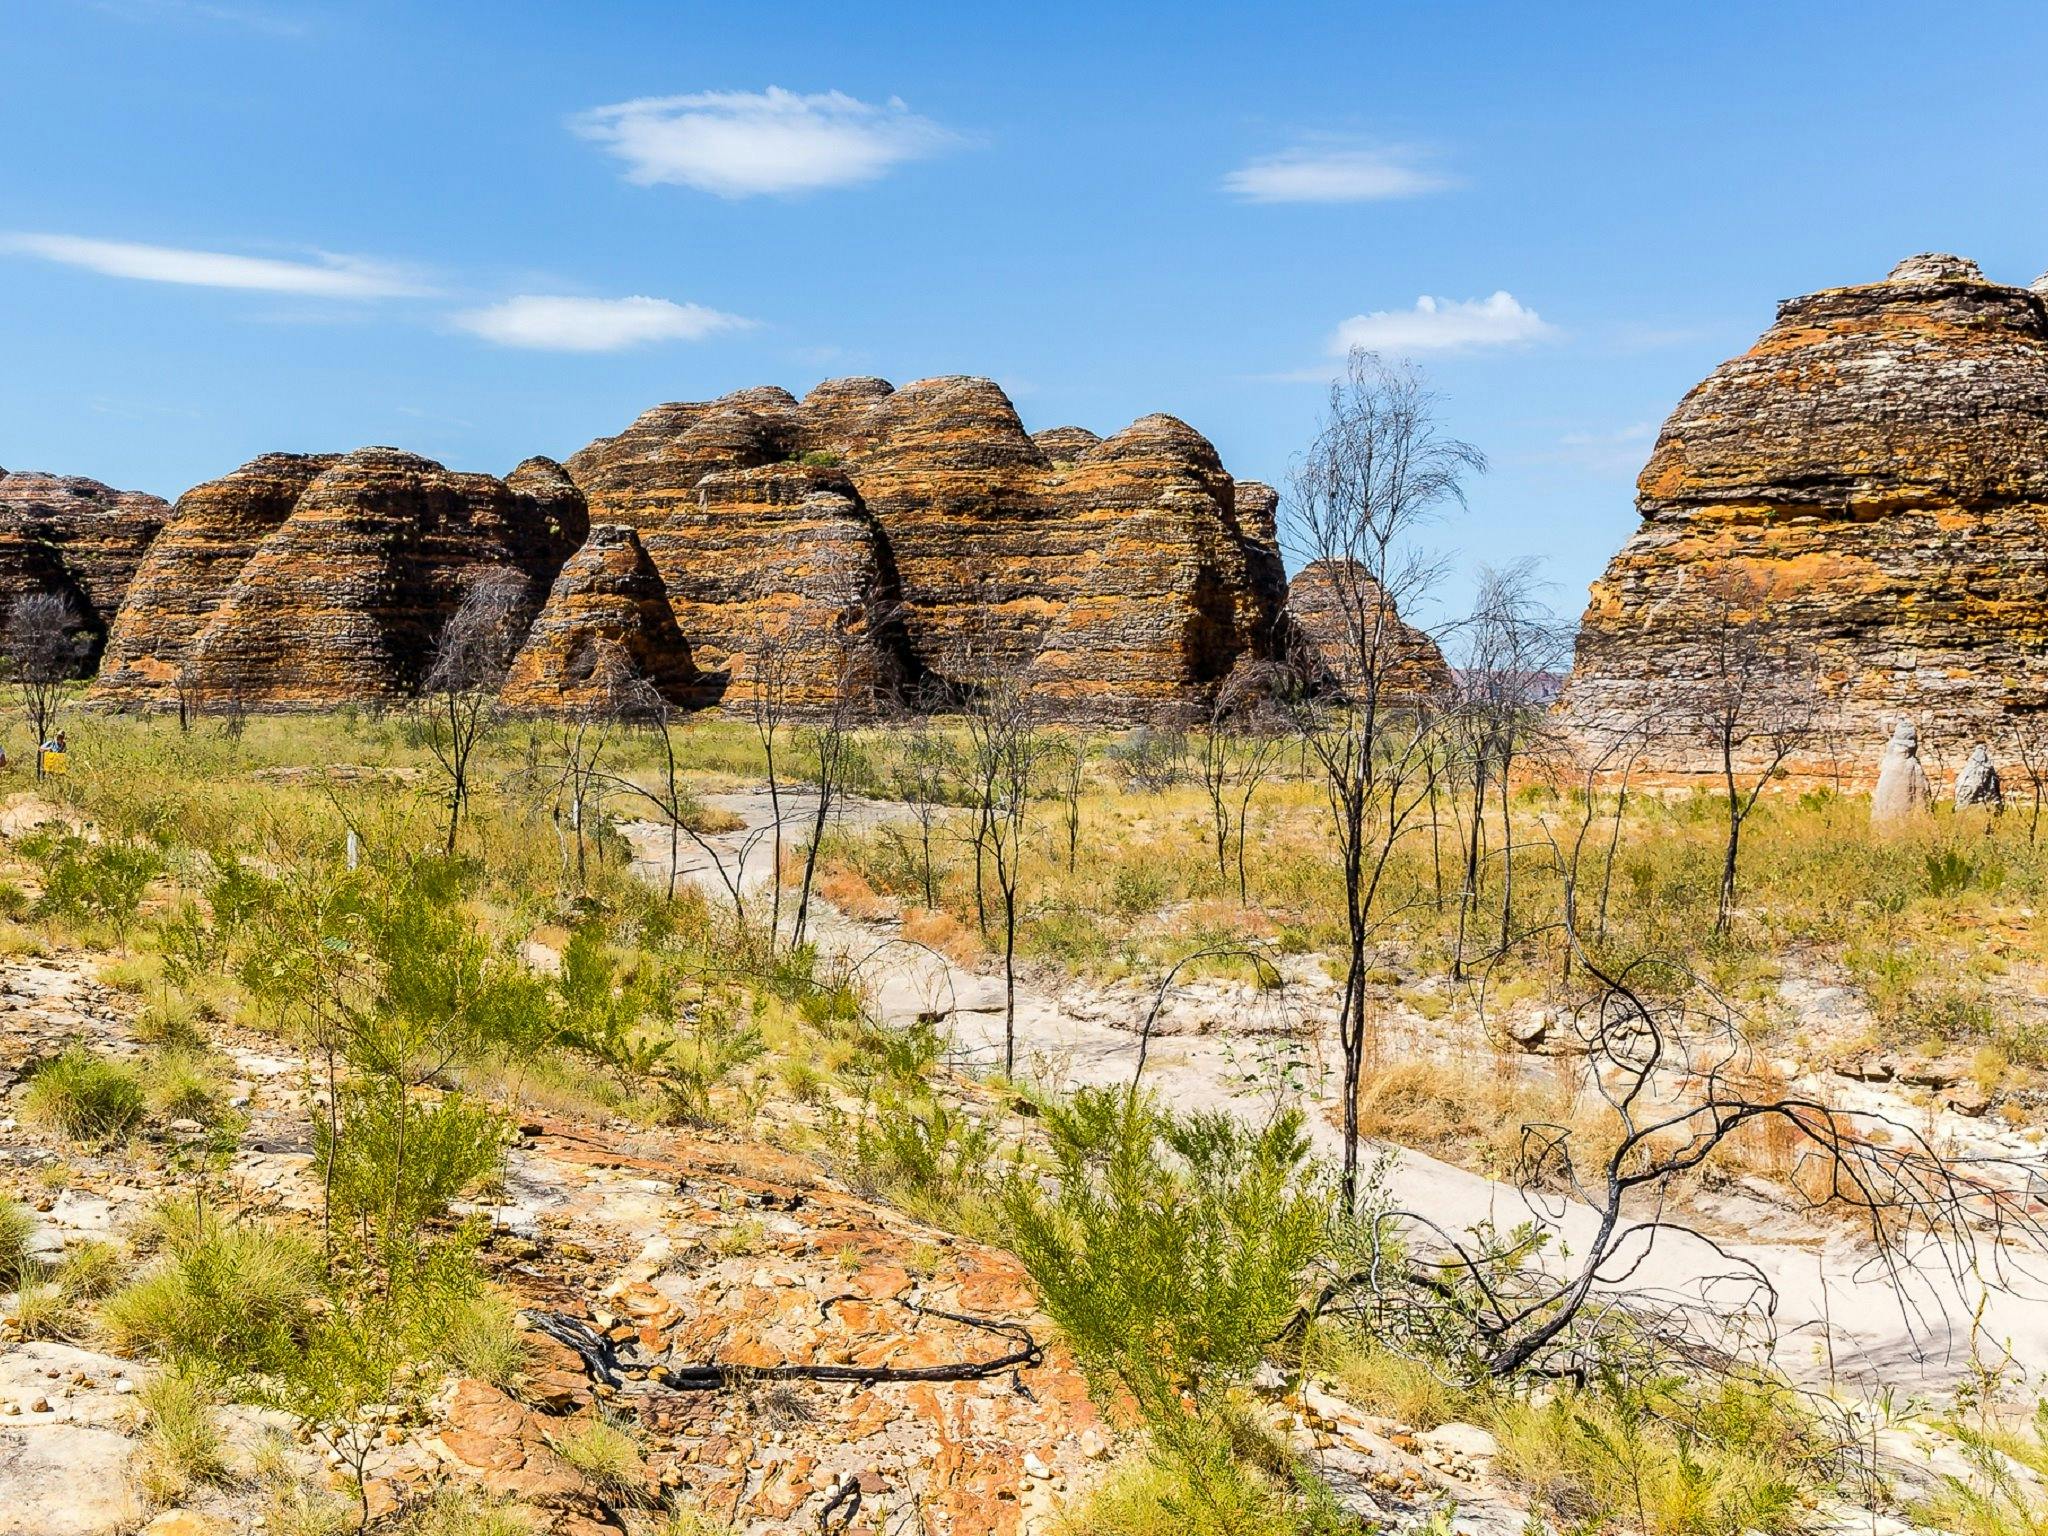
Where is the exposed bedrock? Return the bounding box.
[500,523,707,713]
[82,375,1287,719]
[93,449,586,710]
[565,375,1286,718]
[1282,560,1453,703]
[0,468,169,664]
[1562,254,2048,777]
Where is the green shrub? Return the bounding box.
[104,1200,320,1374]
[1002,1090,1329,1420]
[21,1047,145,1142]
[1493,1373,1820,1536]
[24,830,163,932]
[317,1085,503,1239]
[847,1090,998,1227]
[0,1198,34,1283]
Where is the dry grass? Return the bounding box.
[815,861,895,921]
[900,906,983,965]
[1350,1053,1602,1178]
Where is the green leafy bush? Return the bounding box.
[23,830,163,932]
[317,1084,503,1239]
[1002,1090,1328,1416]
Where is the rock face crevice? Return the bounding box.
[1562,255,2048,773]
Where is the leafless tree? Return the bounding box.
[420,570,528,854]
[1196,667,1287,904]
[960,646,1044,1078]
[1044,733,1090,877]
[746,632,798,950]
[1679,573,1818,935]
[881,707,955,909]
[1283,348,1485,1212]
[520,640,633,886]
[790,592,894,953]
[1331,944,2048,1388]
[1450,562,1571,972]
[2,593,88,776]
[2004,716,2048,845]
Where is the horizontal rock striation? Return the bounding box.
[94,449,586,710]
[1562,255,2048,777]
[567,375,1286,718]
[1282,560,1453,703]
[500,523,707,713]
[81,377,1285,720]
[0,468,169,662]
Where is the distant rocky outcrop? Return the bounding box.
[565,375,1286,718]
[82,377,1286,719]
[1563,255,2048,776]
[0,468,168,662]
[500,524,705,712]
[94,449,586,710]
[1282,560,1452,702]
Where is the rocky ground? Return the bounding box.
[0,936,1553,1534]
[3,783,2048,1533]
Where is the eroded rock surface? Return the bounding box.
[1282,560,1452,702]
[1564,254,2048,776]
[567,376,1285,717]
[94,450,586,710]
[0,469,168,664]
[500,523,707,713]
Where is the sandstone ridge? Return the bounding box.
[94,449,586,710]
[1562,254,2048,777]
[82,376,1299,720]
[563,374,1289,718]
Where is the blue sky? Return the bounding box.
[7,0,2048,627]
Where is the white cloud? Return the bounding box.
[1224,145,1448,203]
[451,294,751,352]
[574,87,954,197]
[0,232,429,297]
[1330,292,1556,354]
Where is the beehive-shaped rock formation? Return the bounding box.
[1283,560,1453,703]
[0,468,168,661]
[1562,255,2048,775]
[500,524,705,712]
[566,375,1285,717]
[645,462,910,710]
[94,449,586,710]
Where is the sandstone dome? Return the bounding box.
[1564,255,2048,776]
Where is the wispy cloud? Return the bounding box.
[574,87,956,197]
[0,232,430,297]
[451,294,752,352]
[1224,143,1448,204]
[1331,292,1556,354]
[81,0,311,37]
